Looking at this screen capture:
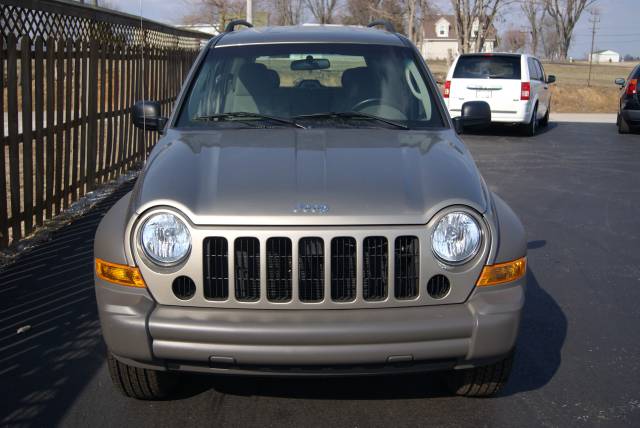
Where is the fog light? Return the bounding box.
[476,257,526,287]
[96,258,146,288]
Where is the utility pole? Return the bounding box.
[587,9,600,87]
[246,0,253,23]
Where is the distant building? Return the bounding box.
[421,15,497,61]
[590,50,621,63]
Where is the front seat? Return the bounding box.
[340,67,381,111]
[229,63,279,114]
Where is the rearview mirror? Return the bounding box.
[131,100,167,133]
[615,78,626,87]
[454,101,491,133]
[291,56,331,71]
[546,75,556,84]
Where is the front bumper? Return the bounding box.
[96,276,524,375]
[448,101,531,124]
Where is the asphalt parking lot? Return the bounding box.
[1,120,639,427]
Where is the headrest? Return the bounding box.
[341,67,375,89]
[238,63,279,90]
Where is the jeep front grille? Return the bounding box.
[234,237,260,301]
[298,237,324,302]
[331,237,356,301]
[266,237,293,302]
[201,234,426,306]
[394,236,420,299]
[363,237,389,300]
[203,237,229,300]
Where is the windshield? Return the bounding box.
[453,55,521,80]
[176,43,444,129]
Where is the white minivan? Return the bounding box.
[444,53,556,136]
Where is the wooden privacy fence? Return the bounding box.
[0,0,209,248]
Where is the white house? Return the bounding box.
[421,15,497,61]
[590,50,621,63]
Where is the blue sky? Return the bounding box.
[110,0,640,58]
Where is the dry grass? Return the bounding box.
[549,84,619,113]
[425,59,638,113]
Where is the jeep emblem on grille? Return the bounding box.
[293,203,329,214]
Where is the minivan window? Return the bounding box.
[453,55,521,80]
[535,60,546,81]
[528,58,541,81]
[176,43,444,129]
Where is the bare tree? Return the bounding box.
[272,0,304,25]
[305,0,339,24]
[521,0,545,56]
[342,0,433,43]
[449,0,507,54]
[342,0,381,26]
[181,0,246,28]
[502,27,526,52]
[540,12,561,59]
[544,0,596,60]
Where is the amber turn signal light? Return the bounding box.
[476,257,527,287]
[95,258,146,288]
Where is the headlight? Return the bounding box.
[431,211,482,264]
[140,213,191,266]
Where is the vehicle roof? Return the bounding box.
[458,52,527,58]
[215,25,406,48]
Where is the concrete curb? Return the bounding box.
[550,113,616,124]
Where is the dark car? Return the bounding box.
[615,64,640,134]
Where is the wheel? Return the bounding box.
[107,352,178,400]
[522,105,538,136]
[446,352,514,397]
[618,113,630,134]
[540,103,550,127]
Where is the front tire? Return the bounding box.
[618,113,630,134]
[107,352,178,400]
[523,105,538,136]
[447,352,514,397]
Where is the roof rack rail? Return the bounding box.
[367,19,396,33]
[224,19,253,33]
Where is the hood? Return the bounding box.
[131,128,488,226]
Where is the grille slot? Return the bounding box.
[394,236,420,299]
[234,237,260,301]
[427,275,450,299]
[363,237,388,301]
[299,238,324,302]
[266,238,293,302]
[203,237,229,300]
[331,237,356,301]
[172,276,196,300]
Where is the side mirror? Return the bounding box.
[454,101,491,133]
[615,78,626,87]
[546,75,556,84]
[131,100,167,133]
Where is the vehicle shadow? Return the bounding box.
[501,268,567,395]
[182,266,566,400]
[0,184,134,427]
[464,121,559,138]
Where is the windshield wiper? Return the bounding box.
[195,112,306,129]
[294,111,409,130]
